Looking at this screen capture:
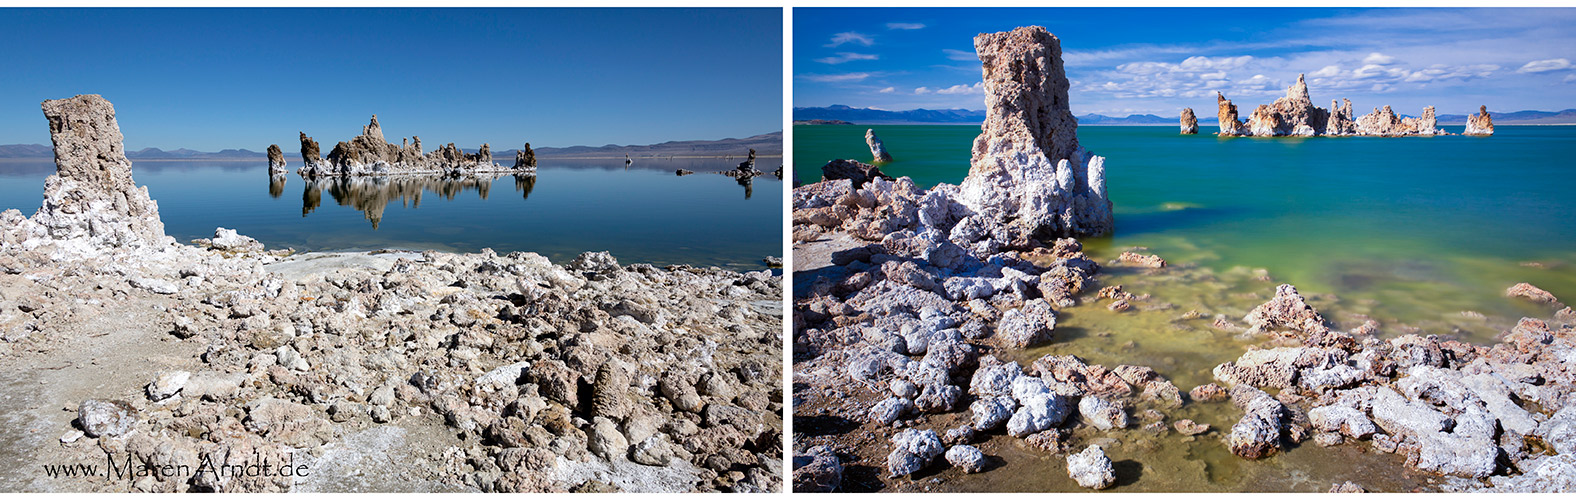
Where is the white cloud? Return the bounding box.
[877,87,896,93]
[1362,52,1396,65]
[1566,74,1576,83]
[826,32,874,48]
[886,22,925,30]
[1199,71,1227,80]
[1518,58,1572,73]
[914,87,932,95]
[935,82,984,95]
[815,52,879,65]
[942,49,977,61]
[1310,65,1341,78]
[800,72,872,83]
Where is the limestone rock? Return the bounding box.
[1077,395,1128,430]
[997,298,1057,348]
[266,144,286,174]
[299,132,325,172]
[886,428,944,477]
[793,445,842,492]
[146,371,191,401]
[821,159,892,189]
[514,143,537,169]
[22,95,170,254]
[1464,105,1494,136]
[1065,445,1115,489]
[1244,74,1328,136]
[945,445,986,473]
[1243,284,1328,337]
[1506,282,1559,306]
[866,128,893,162]
[1225,385,1285,459]
[1326,99,1357,135]
[957,26,1113,239]
[1180,107,1198,134]
[1217,92,1247,136]
[79,399,136,437]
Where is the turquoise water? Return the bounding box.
[796,124,1576,344]
[1,158,782,271]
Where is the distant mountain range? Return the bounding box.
[0,132,782,160]
[795,105,1576,126]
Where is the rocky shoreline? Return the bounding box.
[790,27,1572,493]
[0,95,783,492]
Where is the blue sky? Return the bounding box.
[795,8,1576,116]
[0,8,781,151]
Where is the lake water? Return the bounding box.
[1,157,783,272]
[796,124,1576,345]
[796,124,1574,492]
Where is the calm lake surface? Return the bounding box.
[1,157,782,272]
[798,124,1574,491]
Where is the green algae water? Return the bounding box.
[796,124,1576,345]
[0,158,781,271]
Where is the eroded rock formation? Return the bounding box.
[1217,93,1247,136]
[267,144,286,174]
[0,95,171,257]
[513,143,537,169]
[957,26,1113,239]
[1180,108,1198,135]
[866,128,892,162]
[1217,77,1451,137]
[1465,105,1495,136]
[296,115,532,177]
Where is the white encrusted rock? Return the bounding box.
[1066,445,1115,489]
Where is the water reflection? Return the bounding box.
[268,174,286,198]
[298,173,536,229]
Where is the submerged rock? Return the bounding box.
[957,26,1113,239]
[1464,105,1494,136]
[1065,445,1115,489]
[1180,107,1198,134]
[866,128,893,162]
[1506,282,1560,306]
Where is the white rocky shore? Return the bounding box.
[791,28,1572,493]
[0,95,782,492]
[1214,74,1488,137]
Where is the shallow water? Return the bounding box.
[796,124,1576,345]
[1,158,782,271]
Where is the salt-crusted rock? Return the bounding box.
[956,26,1113,239]
[1007,392,1072,436]
[1225,385,1285,459]
[866,128,893,162]
[1243,284,1328,337]
[1216,92,1248,136]
[1308,405,1376,439]
[208,227,263,253]
[997,298,1057,348]
[1180,107,1198,134]
[1173,419,1210,436]
[821,159,892,189]
[793,445,843,492]
[1464,105,1494,136]
[266,144,287,174]
[1077,395,1128,430]
[17,95,171,256]
[972,396,1017,431]
[1065,445,1115,489]
[887,428,944,477]
[1117,251,1165,268]
[1369,386,1498,478]
[871,397,916,425]
[945,445,987,473]
[1329,481,1367,493]
[79,399,136,437]
[146,371,191,401]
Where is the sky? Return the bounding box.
[0,8,781,151]
[794,7,1576,117]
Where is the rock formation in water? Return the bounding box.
[1218,76,1450,137]
[1325,98,1357,136]
[866,128,893,162]
[296,115,530,177]
[513,142,537,169]
[1244,74,1328,137]
[1465,105,1495,136]
[0,95,172,257]
[958,26,1113,239]
[266,144,286,174]
[1217,92,1248,136]
[1180,108,1198,135]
